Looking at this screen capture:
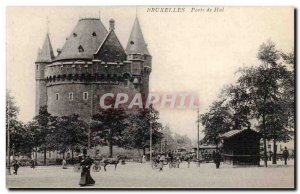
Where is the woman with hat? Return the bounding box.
[79,149,95,186]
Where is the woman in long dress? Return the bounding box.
[79,155,95,186]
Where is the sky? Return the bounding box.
[6,6,294,140]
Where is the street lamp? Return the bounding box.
[197,109,200,167]
[6,103,11,175]
[149,108,154,163]
[149,118,152,162]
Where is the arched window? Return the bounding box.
[78,45,84,53]
[83,92,88,100]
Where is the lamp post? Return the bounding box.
[149,119,152,162]
[149,108,154,163]
[197,108,200,167]
[6,103,11,175]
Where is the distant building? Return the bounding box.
[35,16,152,121]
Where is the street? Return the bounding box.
[7,160,294,189]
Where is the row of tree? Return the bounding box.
[200,40,294,167]
[6,93,164,165]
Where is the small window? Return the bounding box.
[78,45,84,53]
[73,33,77,37]
[69,92,73,101]
[83,92,88,100]
[55,93,59,100]
[36,65,39,70]
[92,32,97,36]
[130,41,134,45]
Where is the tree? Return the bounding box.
[222,84,252,130]
[200,100,232,145]
[124,107,163,155]
[7,91,41,159]
[54,114,88,159]
[90,107,129,157]
[236,40,293,166]
[34,106,57,165]
[6,91,22,164]
[160,125,177,151]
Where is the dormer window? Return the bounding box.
[78,45,84,53]
[92,32,97,36]
[73,33,77,37]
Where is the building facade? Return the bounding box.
[35,17,151,121]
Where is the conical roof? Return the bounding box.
[126,17,150,55]
[55,18,108,61]
[36,33,55,63]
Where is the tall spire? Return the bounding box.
[126,17,150,55]
[36,33,55,62]
[98,9,101,21]
[46,16,50,34]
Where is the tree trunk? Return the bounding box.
[71,148,74,159]
[108,140,113,157]
[143,147,146,155]
[43,147,47,166]
[63,151,65,159]
[272,139,277,164]
[262,113,268,167]
[108,129,113,157]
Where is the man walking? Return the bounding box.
[213,150,222,169]
[282,147,289,165]
[12,160,20,175]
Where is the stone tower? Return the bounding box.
[35,16,151,121]
[126,17,152,101]
[35,33,55,114]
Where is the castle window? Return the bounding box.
[131,62,141,74]
[73,33,77,37]
[92,32,97,36]
[69,92,73,101]
[78,45,84,53]
[36,65,38,70]
[83,92,88,100]
[130,41,134,45]
[55,93,59,100]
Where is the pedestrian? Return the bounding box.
[30,159,35,169]
[282,147,289,165]
[62,158,67,169]
[79,152,95,186]
[142,155,146,163]
[12,160,20,175]
[213,150,222,169]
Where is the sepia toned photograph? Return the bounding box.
[6,6,295,189]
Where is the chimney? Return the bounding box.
[109,18,115,31]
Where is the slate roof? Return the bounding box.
[219,129,259,139]
[126,17,150,55]
[55,18,108,61]
[94,29,127,62]
[36,33,55,63]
